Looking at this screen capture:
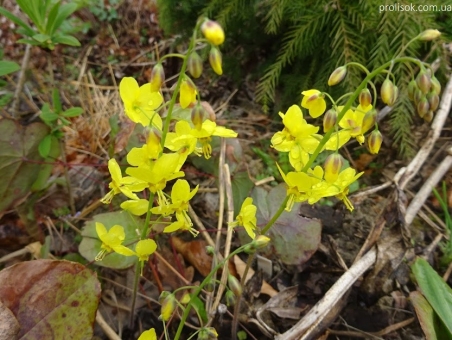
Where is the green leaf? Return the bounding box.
[52,34,80,46]
[32,33,51,43]
[231,171,254,215]
[48,3,78,35]
[250,184,322,266]
[32,135,60,192]
[410,291,452,340]
[16,38,41,46]
[62,107,83,117]
[411,257,452,337]
[0,119,49,213]
[40,104,59,123]
[0,61,20,76]
[46,1,61,35]
[16,0,44,32]
[79,212,142,269]
[0,7,35,37]
[0,259,101,339]
[38,134,52,158]
[190,295,207,324]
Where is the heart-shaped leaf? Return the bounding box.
[79,211,142,269]
[0,259,101,339]
[0,119,49,214]
[250,184,321,267]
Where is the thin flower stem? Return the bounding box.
[173,246,246,339]
[160,53,186,61]
[261,195,289,235]
[160,22,201,148]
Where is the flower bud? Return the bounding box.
[198,327,219,340]
[160,293,176,321]
[323,108,337,132]
[225,290,236,306]
[413,89,423,105]
[191,102,207,130]
[328,66,347,86]
[227,274,242,297]
[180,292,191,304]
[201,19,225,46]
[431,76,441,95]
[187,51,203,79]
[255,235,271,248]
[359,88,372,108]
[381,79,396,106]
[423,110,434,123]
[361,108,377,134]
[367,130,383,154]
[427,92,439,112]
[150,63,165,92]
[324,153,344,183]
[417,96,430,118]
[204,279,215,293]
[416,71,431,94]
[418,29,441,41]
[407,79,417,101]
[209,47,223,75]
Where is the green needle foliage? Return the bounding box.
[156,0,450,156]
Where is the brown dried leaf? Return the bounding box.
[171,236,212,277]
[0,259,101,339]
[234,255,277,297]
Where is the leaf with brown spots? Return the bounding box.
[0,259,101,339]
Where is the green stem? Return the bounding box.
[160,53,186,61]
[261,196,289,235]
[173,246,246,339]
[160,22,201,148]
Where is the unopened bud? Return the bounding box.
[414,89,423,105]
[148,127,162,145]
[417,96,430,118]
[423,110,434,123]
[323,108,337,132]
[227,274,242,297]
[427,92,439,112]
[328,66,347,86]
[408,79,417,101]
[324,153,344,183]
[150,63,165,92]
[381,79,396,106]
[418,29,441,41]
[187,51,203,79]
[180,292,191,304]
[361,108,377,134]
[225,290,236,306]
[201,19,225,46]
[244,235,271,253]
[431,76,441,95]
[359,88,372,108]
[204,279,215,293]
[367,130,383,154]
[160,293,176,321]
[198,327,219,340]
[416,71,431,94]
[209,47,223,75]
[191,102,207,130]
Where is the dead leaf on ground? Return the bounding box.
[234,255,278,297]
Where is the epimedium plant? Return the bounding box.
[86,20,442,340]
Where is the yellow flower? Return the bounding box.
[135,239,157,262]
[138,328,157,340]
[119,77,163,127]
[271,105,321,171]
[127,129,162,167]
[120,199,149,216]
[232,197,257,239]
[179,79,197,109]
[163,212,199,236]
[301,89,327,118]
[190,119,237,159]
[100,159,147,204]
[165,120,201,159]
[95,222,136,261]
[126,153,185,206]
[330,168,364,211]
